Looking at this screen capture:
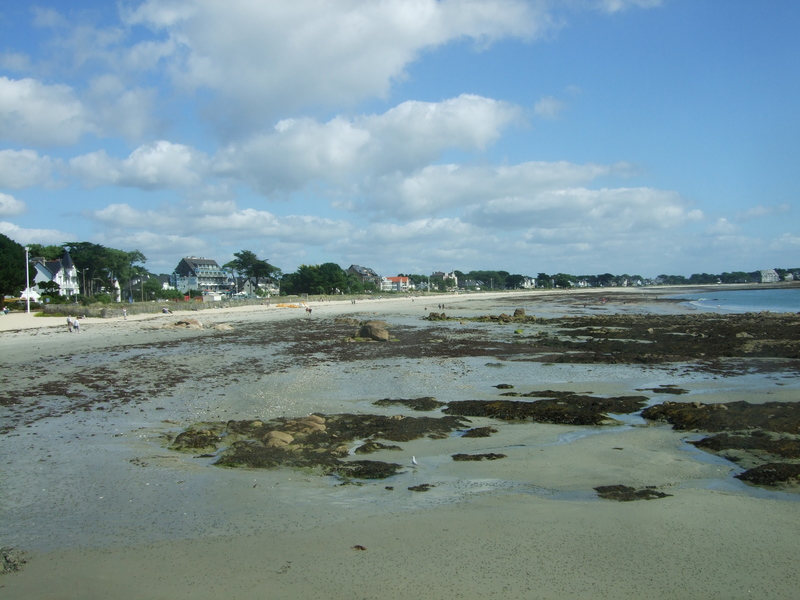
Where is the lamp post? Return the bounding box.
[24,246,31,314]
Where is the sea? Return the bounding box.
[669,286,800,313]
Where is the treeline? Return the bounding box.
[654,269,798,285]
[16,241,186,304]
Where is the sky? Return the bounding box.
[1,0,798,279]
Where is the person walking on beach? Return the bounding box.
[72,318,80,333]
[66,316,73,332]
[122,308,127,320]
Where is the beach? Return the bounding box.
[2,287,799,599]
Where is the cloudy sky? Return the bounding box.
[1,1,798,278]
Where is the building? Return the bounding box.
[170,257,231,294]
[431,271,458,289]
[757,269,780,283]
[25,249,80,300]
[380,276,410,292]
[347,265,381,287]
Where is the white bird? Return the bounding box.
[411,456,418,467]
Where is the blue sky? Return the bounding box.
[1,0,797,278]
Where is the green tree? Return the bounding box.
[224,250,280,292]
[505,274,526,289]
[0,234,32,304]
[27,244,63,260]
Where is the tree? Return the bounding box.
[27,244,63,260]
[224,250,280,292]
[505,274,525,289]
[282,263,348,295]
[0,234,31,305]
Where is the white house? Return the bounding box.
[380,276,410,292]
[24,250,80,300]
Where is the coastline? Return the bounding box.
[2,285,799,599]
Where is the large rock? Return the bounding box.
[358,322,390,341]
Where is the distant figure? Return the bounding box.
[122,308,127,320]
[66,316,73,332]
[72,319,80,333]
[305,306,312,316]
[162,307,172,314]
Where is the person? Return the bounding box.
[72,318,80,333]
[66,316,73,332]
[122,308,127,320]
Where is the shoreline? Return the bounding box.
[2,282,785,334]
[2,285,799,599]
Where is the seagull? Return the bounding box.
[411,456,418,467]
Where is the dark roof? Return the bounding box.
[61,249,74,269]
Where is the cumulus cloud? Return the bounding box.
[0,77,96,146]
[87,200,353,246]
[124,0,546,133]
[593,0,663,13]
[214,95,521,193]
[0,193,26,216]
[359,160,634,219]
[70,141,208,189]
[736,203,791,221]
[705,217,740,236]
[464,187,703,231]
[0,221,73,245]
[0,150,56,188]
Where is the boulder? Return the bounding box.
[264,430,294,444]
[513,308,526,318]
[357,322,390,341]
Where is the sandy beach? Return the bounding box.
[2,287,799,599]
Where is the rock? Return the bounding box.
[264,430,294,444]
[174,318,203,329]
[357,322,390,341]
[452,453,506,461]
[372,397,444,411]
[1,546,28,574]
[213,323,234,331]
[735,463,800,486]
[594,485,672,501]
[462,426,498,438]
[513,308,525,318]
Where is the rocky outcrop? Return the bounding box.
[1,546,28,574]
[594,485,672,501]
[444,391,649,426]
[357,321,390,341]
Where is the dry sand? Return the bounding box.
[2,288,799,599]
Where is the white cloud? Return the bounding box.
[593,0,662,13]
[86,76,158,140]
[0,77,96,146]
[124,0,546,133]
[705,217,739,236]
[214,95,521,194]
[736,203,791,221]
[0,221,73,246]
[70,141,208,189]
[534,96,566,119]
[361,160,634,219]
[465,187,702,231]
[87,201,353,246]
[0,193,26,216]
[0,150,56,188]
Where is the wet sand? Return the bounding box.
[2,287,799,599]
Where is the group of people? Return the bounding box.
[65,316,81,333]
